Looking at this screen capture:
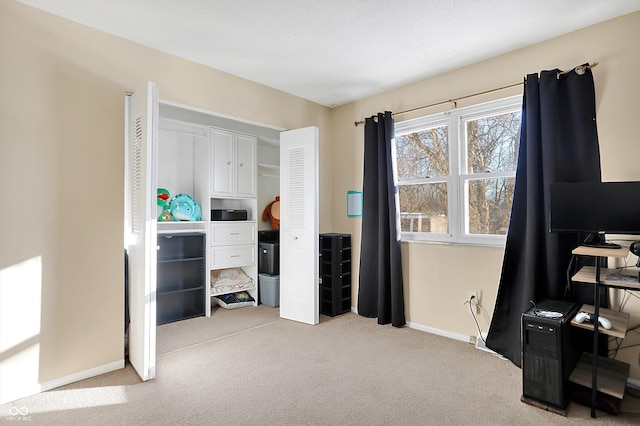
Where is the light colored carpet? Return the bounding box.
[157,304,281,354]
[2,309,640,425]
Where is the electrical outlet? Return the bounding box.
[468,291,480,314]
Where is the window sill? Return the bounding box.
[401,237,506,248]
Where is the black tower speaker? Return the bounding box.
[521,299,588,409]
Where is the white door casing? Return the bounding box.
[125,82,158,381]
[279,127,319,325]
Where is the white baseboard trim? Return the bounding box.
[39,359,124,394]
[1,359,124,405]
[407,321,470,343]
[349,307,470,343]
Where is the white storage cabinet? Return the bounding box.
[209,128,258,306]
[211,128,257,198]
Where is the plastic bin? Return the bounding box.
[259,273,280,308]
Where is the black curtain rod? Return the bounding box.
[354,82,522,127]
[354,62,598,127]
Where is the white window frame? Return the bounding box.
[395,95,522,246]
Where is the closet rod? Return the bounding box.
[353,62,598,127]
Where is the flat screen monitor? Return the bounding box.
[549,181,640,237]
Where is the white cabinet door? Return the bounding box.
[211,128,234,196]
[211,129,256,197]
[235,134,256,197]
[279,126,319,325]
[125,82,158,381]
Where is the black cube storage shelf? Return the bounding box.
[157,232,206,325]
[319,233,351,316]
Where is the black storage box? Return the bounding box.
[258,230,279,243]
[259,242,279,275]
[211,209,247,221]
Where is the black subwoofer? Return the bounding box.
[521,299,587,409]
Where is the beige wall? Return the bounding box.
[2,0,640,401]
[0,0,330,403]
[330,12,640,377]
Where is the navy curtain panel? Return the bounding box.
[358,111,406,327]
[485,66,602,366]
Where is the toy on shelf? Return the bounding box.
[262,196,280,229]
[169,193,202,221]
[157,188,172,222]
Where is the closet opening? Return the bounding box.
[126,83,318,384]
[137,100,283,356]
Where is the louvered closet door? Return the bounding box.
[279,127,319,325]
[125,82,158,381]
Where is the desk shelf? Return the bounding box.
[572,245,629,258]
[572,266,640,290]
[569,353,630,400]
[570,245,632,417]
[570,304,630,339]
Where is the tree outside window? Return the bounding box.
[395,97,521,245]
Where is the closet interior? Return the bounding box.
[155,103,281,346]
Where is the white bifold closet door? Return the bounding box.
[124,82,158,381]
[279,127,319,325]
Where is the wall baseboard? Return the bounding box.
[39,360,124,394]
[350,306,470,343]
[406,321,470,343]
[1,359,124,405]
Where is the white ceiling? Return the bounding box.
[18,0,640,107]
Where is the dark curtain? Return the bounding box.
[358,111,406,327]
[485,66,603,366]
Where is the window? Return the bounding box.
[395,96,521,245]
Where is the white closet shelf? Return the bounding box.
[258,163,279,178]
[258,163,279,170]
